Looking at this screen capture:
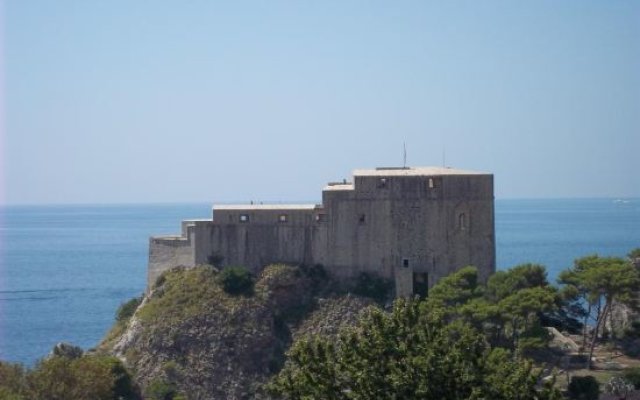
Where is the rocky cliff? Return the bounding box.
[99,264,377,399]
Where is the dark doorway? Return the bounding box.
[413,272,429,298]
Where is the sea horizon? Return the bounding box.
[2,196,640,207]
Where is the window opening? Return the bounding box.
[377,178,387,188]
[240,214,249,223]
[428,178,434,188]
[459,213,467,230]
[403,258,410,268]
[279,214,288,223]
[359,214,366,224]
[315,213,326,222]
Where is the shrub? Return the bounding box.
[352,272,393,304]
[218,266,254,296]
[109,358,139,400]
[568,375,600,400]
[154,274,167,289]
[0,361,27,398]
[27,355,139,400]
[623,367,640,389]
[146,379,178,400]
[604,376,634,398]
[299,264,328,281]
[116,296,143,322]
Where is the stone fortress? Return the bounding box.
[148,166,495,297]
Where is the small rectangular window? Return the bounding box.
[315,213,326,222]
[403,258,410,268]
[279,214,288,223]
[428,178,434,188]
[359,214,366,224]
[240,214,249,223]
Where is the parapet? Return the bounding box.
[353,166,490,177]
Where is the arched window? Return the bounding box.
[458,213,467,230]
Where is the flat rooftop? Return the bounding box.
[353,166,490,177]
[323,183,355,191]
[213,204,319,211]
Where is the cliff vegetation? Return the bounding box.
[2,247,640,399]
[99,263,377,399]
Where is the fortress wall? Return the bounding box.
[145,167,495,297]
[439,175,495,282]
[147,222,196,289]
[321,173,494,296]
[208,208,320,272]
[192,220,216,265]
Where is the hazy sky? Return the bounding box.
[2,1,639,204]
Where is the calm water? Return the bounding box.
[1,199,639,365]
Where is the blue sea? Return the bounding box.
[1,199,639,365]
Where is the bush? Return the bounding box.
[352,272,393,304]
[568,375,600,400]
[116,296,143,322]
[299,264,328,281]
[0,361,27,398]
[27,355,139,400]
[154,274,167,288]
[623,367,640,389]
[146,379,178,400]
[604,376,634,397]
[219,266,254,296]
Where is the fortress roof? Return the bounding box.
[213,204,318,211]
[323,183,355,191]
[353,166,489,177]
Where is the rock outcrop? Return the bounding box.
[100,264,377,399]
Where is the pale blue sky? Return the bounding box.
[2,0,639,204]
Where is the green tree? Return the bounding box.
[559,255,640,369]
[428,265,482,309]
[269,298,562,399]
[485,264,549,302]
[436,264,558,351]
[558,256,599,348]
[497,286,557,351]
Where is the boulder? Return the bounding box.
[49,342,83,359]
